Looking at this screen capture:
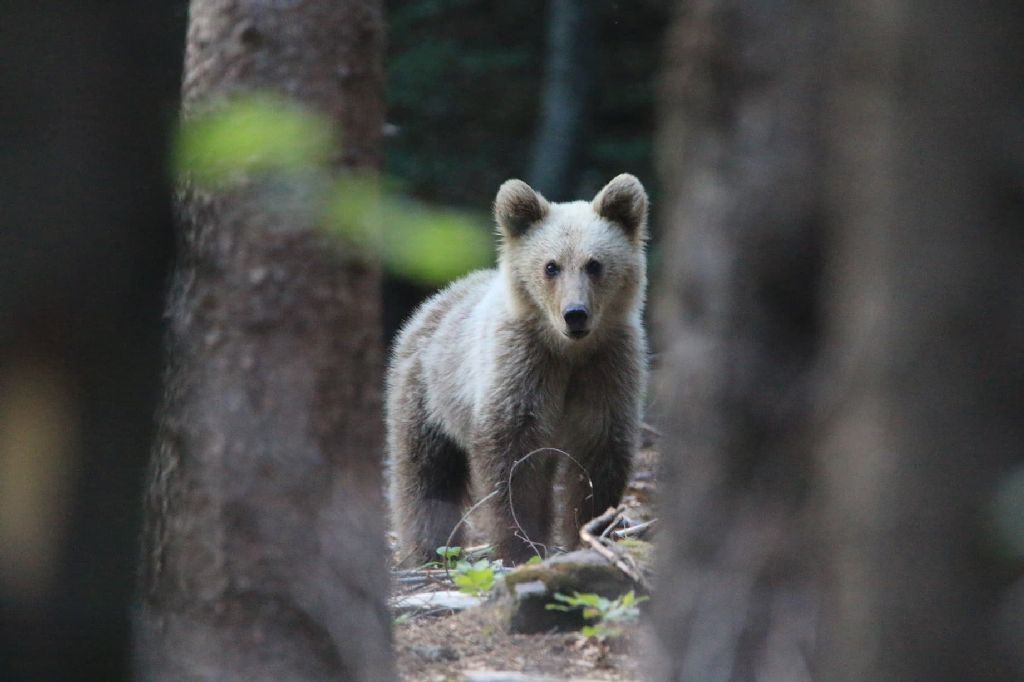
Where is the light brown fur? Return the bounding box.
[387,175,648,564]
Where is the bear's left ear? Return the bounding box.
[593,174,648,242]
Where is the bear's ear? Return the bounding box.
[494,179,550,239]
[593,174,648,242]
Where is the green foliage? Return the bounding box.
[435,545,463,570]
[525,555,543,566]
[453,559,496,596]
[171,90,492,286]
[328,176,492,285]
[174,93,334,186]
[545,590,648,638]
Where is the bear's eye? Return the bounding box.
[544,261,560,278]
[585,259,603,277]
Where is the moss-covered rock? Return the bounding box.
[499,546,651,633]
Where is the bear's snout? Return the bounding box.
[563,305,590,338]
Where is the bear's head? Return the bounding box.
[494,174,648,345]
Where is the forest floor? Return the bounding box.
[391,443,659,682]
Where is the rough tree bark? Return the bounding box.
[138,1,395,680]
[649,1,827,679]
[527,0,595,201]
[816,2,1024,680]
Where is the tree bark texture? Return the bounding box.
[649,1,827,680]
[138,1,395,680]
[816,2,1024,680]
[527,0,596,201]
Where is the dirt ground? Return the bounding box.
[391,443,659,682]
[395,607,646,681]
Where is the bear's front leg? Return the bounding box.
[560,439,634,547]
[559,332,645,546]
[473,417,558,565]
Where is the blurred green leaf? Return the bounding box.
[386,208,491,285]
[175,93,335,186]
[172,90,492,286]
[328,177,492,286]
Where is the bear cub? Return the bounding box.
[387,174,648,565]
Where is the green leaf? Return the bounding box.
[327,178,493,286]
[452,559,496,596]
[545,604,573,612]
[436,546,463,559]
[435,545,463,569]
[175,92,335,186]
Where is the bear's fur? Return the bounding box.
[387,174,648,565]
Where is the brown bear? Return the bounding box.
[387,174,648,565]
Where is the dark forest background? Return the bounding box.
[382,0,671,339]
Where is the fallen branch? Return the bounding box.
[598,510,626,540]
[612,518,657,540]
[580,506,646,588]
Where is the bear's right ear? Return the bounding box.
[593,174,648,242]
[494,179,549,239]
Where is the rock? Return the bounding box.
[499,547,649,634]
[461,673,570,682]
[392,589,482,615]
[409,644,459,662]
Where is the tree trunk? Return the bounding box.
[652,0,1024,679]
[527,0,595,201]
[816,1,1024,679]
[138,1,395,680]
[648,1,827,679]
[0,3,180,680]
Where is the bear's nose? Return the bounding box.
[563,305,589,333]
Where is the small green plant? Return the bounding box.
[525,554,543,566]
[435,545,463,570]
[452,559,496,596]
[545,590,648,638]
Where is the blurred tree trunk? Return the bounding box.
[816,1,1024,680]
[649,1,827,679]
[137,1,395,680]
[527,0,595,200]
[0,2,181,680]
[652,0,1024,679]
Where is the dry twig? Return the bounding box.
[612,518,657,540]
[507,447,594,560]
[580,506,647,589]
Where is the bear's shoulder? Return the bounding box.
[391,269,498,354]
